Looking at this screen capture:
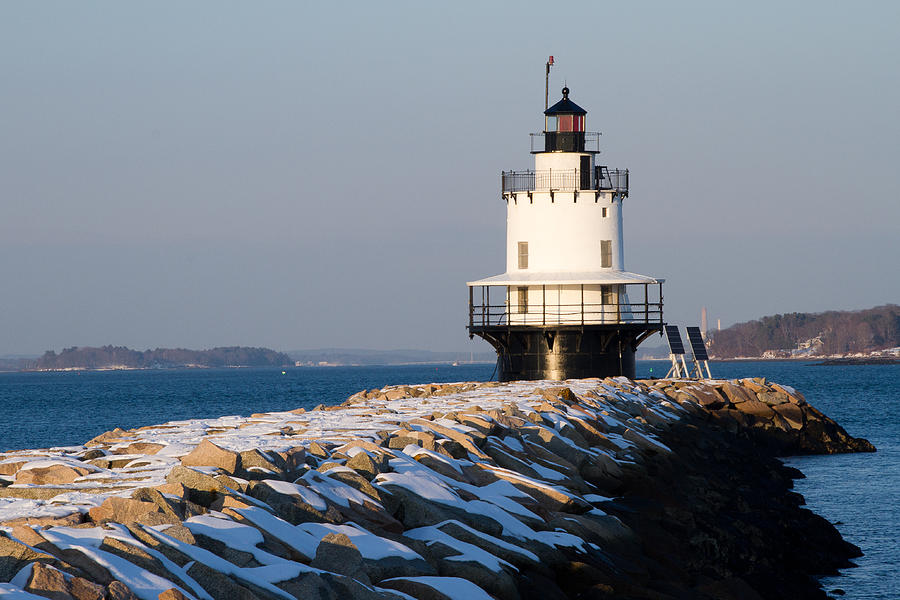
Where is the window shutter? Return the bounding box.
[600,240,612,268]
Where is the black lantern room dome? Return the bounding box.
[544,87,587,116]
[543,87,587,153]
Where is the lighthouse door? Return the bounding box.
[580,156,591,190]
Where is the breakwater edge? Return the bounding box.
[0,378,874,599]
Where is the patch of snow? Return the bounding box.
[380,576,494,600]
[184,514,286,565]
[142,526,311,599]
[404,525,514,573]
[9,563,33,589]
[0,583,49,598]
[295,522,423,561]
[500,436,524,453]
[583,494,613,503]
[375,470,461,505]
[231,506,319,560]
[300,470,380,509]
[434,519,539,562]
[261,479,328,511]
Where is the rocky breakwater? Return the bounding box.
[0,378,873,600]
[648,378,875,455]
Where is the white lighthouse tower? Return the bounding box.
[467,86,664,380]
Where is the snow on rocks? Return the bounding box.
[0,377,757,599]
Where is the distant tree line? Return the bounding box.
[707,305,900,358]
[29,345,292,370]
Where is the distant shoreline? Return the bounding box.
[811,357,900,366]
[2,361,497,374]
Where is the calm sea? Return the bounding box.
[0,360,896,597]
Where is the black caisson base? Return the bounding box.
[470,325,661,381]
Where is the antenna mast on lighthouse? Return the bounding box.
[545,56,554,132]
[545,55,554,111]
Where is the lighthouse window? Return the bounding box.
[600,240,612,268]
[517,242,529,269]
[601,285,616,305]
[602,207,608,218]
[556,115,584,132]
[517,287,528,313]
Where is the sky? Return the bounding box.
[1,1,898,356]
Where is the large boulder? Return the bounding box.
[105,581,140,600]
[0,534,61,582]
[246,480,341,525]
[26,562,105,600]
[85,427,132,447]
[310,533,370,584]
[165,466,228,507]
[184,561,261,600]
[88,497,180,526]
[180,440,241,474]
[345,452,380,480]
[15,464,91,485]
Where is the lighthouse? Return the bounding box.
[467,86,664,381]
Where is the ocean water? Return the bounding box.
[0,360,896,597]
[0,364,493,452]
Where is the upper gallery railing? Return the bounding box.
[501,167,629,196]
[530,132,601,153]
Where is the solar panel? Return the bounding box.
[664,325,685,355]
[686,327,710,361]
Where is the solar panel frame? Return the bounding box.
[664,325,685,355]
[686,327,710,361]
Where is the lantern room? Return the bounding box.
[543,87,587,153]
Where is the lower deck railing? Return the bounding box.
[468,282,663,329]
[468,302,663,328]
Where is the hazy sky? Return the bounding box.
[2,1,898,356]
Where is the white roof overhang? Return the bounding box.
[466,271,663,287]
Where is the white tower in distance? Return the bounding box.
[467,85,664,381]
